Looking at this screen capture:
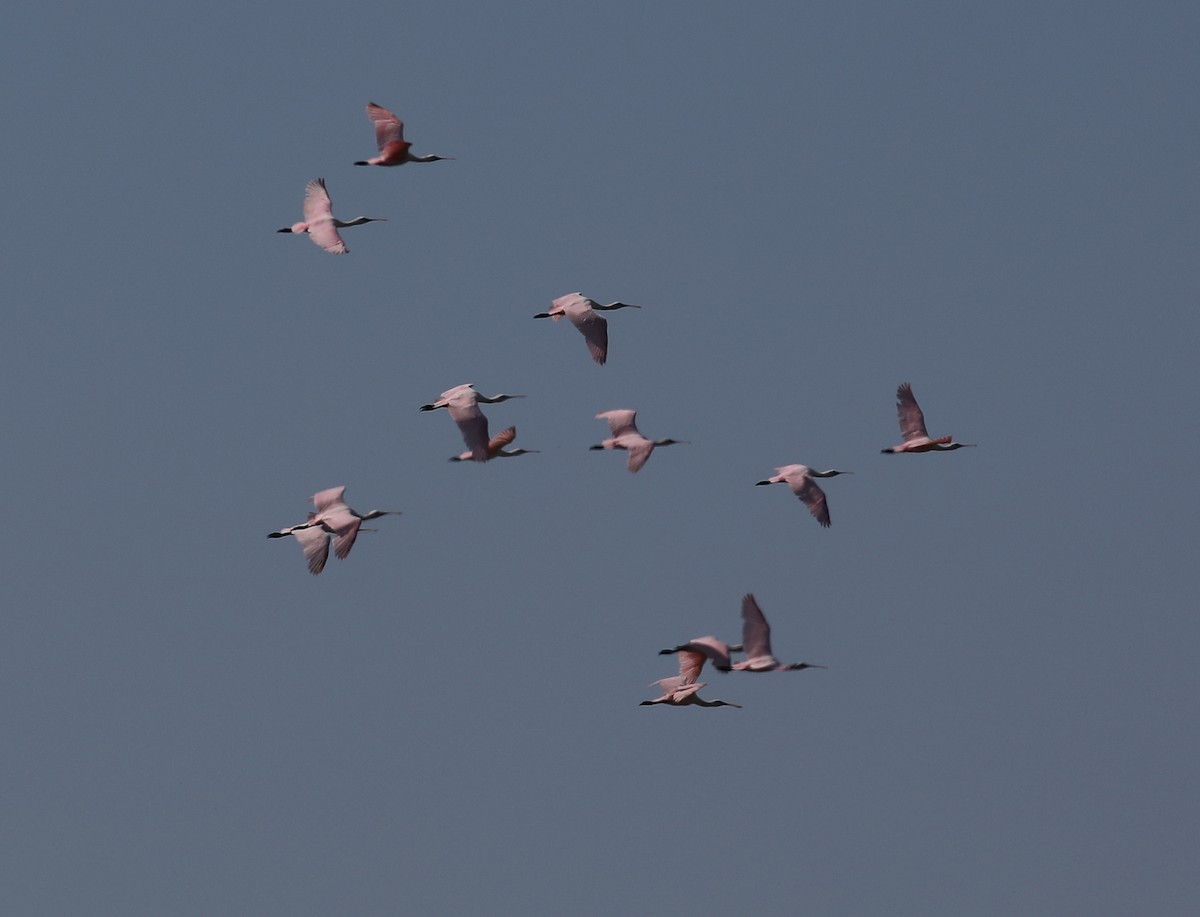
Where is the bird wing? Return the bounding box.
[311,486,347,513]
[573,310,609,365]
[740,594,773,659]
[366,102,406,149]
[791,475,831,528]
[447,397,490,462]
[331,517,362,560]
[896,382,929,442]
[676,649,707,685]
[598,409,638,437]
[623,436,655,473]
[488,426,517,452]
[307,221,348,254]
[302,178,334,224]
[291,524,331,575]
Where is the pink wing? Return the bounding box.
[896,383,930,442]
[597,409,638,437]
[574,310,609,365]
[740,594,773,659]
[447,398,490,462]
[311,486,348,513]
[291,524,331,575]
[792,476,831,528]
[366,102,410,159]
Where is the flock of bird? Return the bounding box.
[268,101,976,709]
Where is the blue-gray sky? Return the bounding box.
[2,2,1197,914]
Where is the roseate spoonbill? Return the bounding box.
[882,382,975,453]
[268,514,336,575]
[448,426,537,462]
[308,486,400,561]
[277,178,385,254]
[640,649,742,708]
[755,464,852,528]
[420,384,525,463]
[590,409,687,473]
[658,636,742,672]
[533,291,641,365]
[354,102,452,166]
[731,594,826,673]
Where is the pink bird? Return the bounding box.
[640,649,742,708]
[881,382,976,453]
[533,291,641,365]
[269,487,400,573]
[590,409,687,473]
[755,464,852,528]
[277,178,386,254]
[658,636,742,672]
[420,384,525,463]
[448,426,538,462]
[731,594,826,673]
[354,102,452,167]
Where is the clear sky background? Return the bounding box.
[2,2,1197,915]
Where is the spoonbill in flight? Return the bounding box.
[590,409,687,473]
[308,486,400,561]
[640,648,742,709]
[269,487,400,573]
[448,426,538,462]
[277,178,385,254]
[882,382,976,453]
[533,291,641,365]
[354,102,453,166]
[420,384,525,463]
[755,464,852,528]
[658,636,742,672]
[731,594,826,673]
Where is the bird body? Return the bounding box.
[590,409,686,473]
[641,649,742,708]
[448,426,537,462]
[354,102,451,166]
[882,382,975,453]
[731,594,825,673]
[755,464,851,528]
[420,384,525,462]
[533,291,640,365]
[277,178,385,254]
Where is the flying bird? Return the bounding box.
[448,426,538,462]
[269,487,400,573]
[640,649,742,708]
[731,594,826,673]
[309,486,400,561]
[277,178,385,254]
[658,636,742,672]
[354,102,452,166]
[420,384,525,463]
[590,409,687,473]
[755,464,852,528]
[533,291,641,365]
[882,382,976,453]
